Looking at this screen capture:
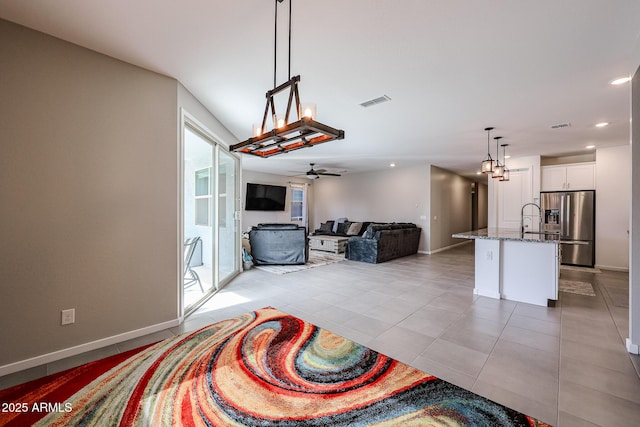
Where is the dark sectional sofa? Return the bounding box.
[345,223,421,263]
[313,219,421,263]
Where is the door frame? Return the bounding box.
[179,109,241,319]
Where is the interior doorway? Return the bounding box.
[183,121,240,315]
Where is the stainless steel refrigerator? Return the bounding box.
[541,190,595,267]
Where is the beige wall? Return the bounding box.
[0,20,179,369]
[596,145,630,270]
[477,182,489,229]
[241,171,315,232]
[313,164,431,252]
[429,166,474,251]
[178,84,238,149]
[312,164,476,254]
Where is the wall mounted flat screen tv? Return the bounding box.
[245,183,287,211]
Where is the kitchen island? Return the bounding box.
[453,229,560,307]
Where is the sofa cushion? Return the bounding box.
[362,224,377,239]
[336,221,352,235]
[332,217,348,233]
[318,221,334,233]
[346,222,363,236]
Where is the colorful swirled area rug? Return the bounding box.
[0,307,550,426]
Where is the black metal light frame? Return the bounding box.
[230,0,344,157]
[230,76,344,157]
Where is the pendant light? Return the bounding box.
[500,144,510,182]
[230,0,344,158]
[481,127,495,174]
[492,136,504,179]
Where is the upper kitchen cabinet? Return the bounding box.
[541,162,596,191]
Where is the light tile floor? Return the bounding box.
[2,243,639,425]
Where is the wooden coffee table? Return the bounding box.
[308,235,349,254]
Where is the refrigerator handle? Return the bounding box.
[560,195,565,236]
[566,194,570,236]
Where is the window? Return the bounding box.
[290,185,304,221]
[195,167,212,226]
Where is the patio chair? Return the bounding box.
[184,237,204,292]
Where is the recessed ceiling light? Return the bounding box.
[610,76,631,85]
[505,155,511,159]
[595,122,609,127]
[585,145,596,149]
[389,163,396,167]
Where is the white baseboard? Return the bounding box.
[425,240,472,255]
[474,288,501,299]
[0,318,180,377]
[595,264,629,272]
[627,338,640,355]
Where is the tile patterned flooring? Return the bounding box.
[2,243,640,425]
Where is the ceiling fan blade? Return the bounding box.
[318,172,341,176]
[315,168,327,174]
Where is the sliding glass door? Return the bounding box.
[183,122,240,315]
[218,149,240,284]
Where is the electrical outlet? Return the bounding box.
[61,308,75,325]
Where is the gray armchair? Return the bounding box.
[249,223,308,265]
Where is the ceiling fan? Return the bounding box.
[300,163,342,180]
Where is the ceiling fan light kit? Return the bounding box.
[303,163,341,180]
[230,0,344,158]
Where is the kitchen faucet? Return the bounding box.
[520,202,542,234]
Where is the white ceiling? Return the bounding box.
[2,0,639,179]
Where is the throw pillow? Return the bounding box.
[318,221,334,233]
[336,221,352,235]
[332,217,348,233]
[346,222,363,236]
[362,223,377,239]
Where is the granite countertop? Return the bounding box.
[452,228,560,243]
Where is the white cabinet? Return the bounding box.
[541,163,595,191]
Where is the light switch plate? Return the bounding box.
[61,308,75,325]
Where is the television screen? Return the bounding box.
[245,183,287,211]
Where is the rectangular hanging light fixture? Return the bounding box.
[230,0,344,158]
[230,76,344,157]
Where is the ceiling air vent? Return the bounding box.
[359,95,391,108]
[550,122,571,129]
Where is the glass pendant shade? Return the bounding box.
[492,163,504,178]
[500,167,510,181]
[481,127,495,174]
[499,143,510,181]
[481,158,494,173]
[301,103,316,119]
[492,136,504,178]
